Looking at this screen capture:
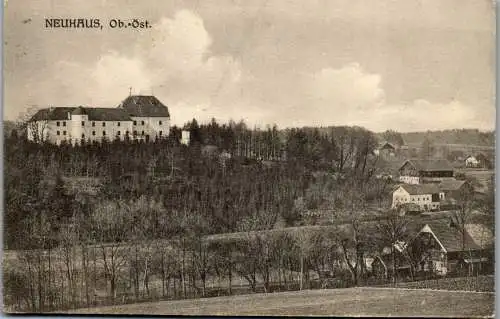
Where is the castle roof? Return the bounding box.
[30,107,131,121]
[28,95,170,122]
[118,95,170,117]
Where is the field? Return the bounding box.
[65,287,494,317]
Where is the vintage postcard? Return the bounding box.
[3,0,495,317]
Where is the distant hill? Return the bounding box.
[396,129,494,147]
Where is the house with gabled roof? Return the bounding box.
[407,219,494,276]
[398,159,454,184]
[374,141,397,157]
[27,95,170,145]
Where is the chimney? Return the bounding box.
[67,112,71,120]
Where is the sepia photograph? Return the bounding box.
[2,0,496,317]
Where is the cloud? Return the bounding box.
[285,63,495,132]
[370,99,496,132]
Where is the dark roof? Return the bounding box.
[29,107,131,121]
[118,95,170,117]
[85,108,131,121]
[401,159,454,172]
[439,179,467,192]
[29,107,75,121]
[72,106,86,115]
[420,219,493,252]
[378,141,396,150]
[399,184,442,195]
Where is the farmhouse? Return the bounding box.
[439,179,473,201]
[398,159,454,184]
[392,184,444,212]
[27,95,170,145]
[465,155,480,168]
[408,220,494,276]
[374,141,397,157]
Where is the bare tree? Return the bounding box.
[376,207,409,285]
[91,201,132,300]
[17,106,49,142]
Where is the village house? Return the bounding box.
[407,219,494,277]
[465,155,480,168]
[398,159,454,184]
[27,95,170,145]
[392,184,444,212]
[373,141,397,157]
[438,179,474,207]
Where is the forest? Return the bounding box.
[3,119,494,312]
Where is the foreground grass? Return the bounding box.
[64,287,494,317]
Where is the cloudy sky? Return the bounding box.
[4,0,495,132]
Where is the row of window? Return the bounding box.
[395,196,432,202]
[81,121,120,127]
[60,120,164,127]
[57,131,164,138]
[133,120,163,126]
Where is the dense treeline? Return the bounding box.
[5,120,381,250]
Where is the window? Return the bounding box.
[56,131,60,135]
[102,122,106,127]
[125,131,129,135]
[56,121,60,127]
[82,134,85,139]
[92,122,96,127]
[141,131,145,136]
[92,131,96,136]
[103,131,106,136]
[117,131,121,135]
[141,121,145,125]
[133,131,137,136]
[159,131,163,136]
[117,122,121,127]
[63,131,67,135]
[62,121,66,127]
[133,121,137,125]
[159,121,162,125]
[81,121,85,126]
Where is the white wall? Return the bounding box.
[28,118,134,145]
[131,116,170,139]
[399,175,420,184]
[392,187,410,208]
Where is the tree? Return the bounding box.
[420,136,435,159]
[17,106,49,143]
[91,200,133,300]
[334,180,371,286]
[376,207,409,284]
[382,130,405,147]
[451,187,476,251]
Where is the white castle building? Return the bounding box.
[27,95,170,145]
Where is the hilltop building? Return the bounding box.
[27,95,170,145]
